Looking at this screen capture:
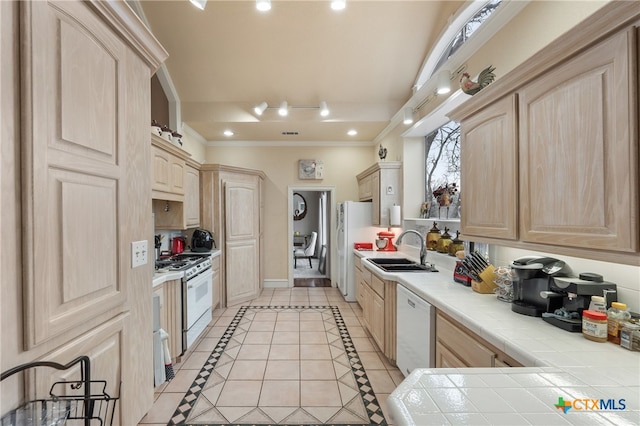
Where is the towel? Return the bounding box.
[159,328,175,381]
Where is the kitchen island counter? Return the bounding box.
[354,250,639,425]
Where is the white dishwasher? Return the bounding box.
[396,284,435,377]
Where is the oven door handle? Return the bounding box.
[187,269,213,288]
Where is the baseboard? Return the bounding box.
[263,279,290,288]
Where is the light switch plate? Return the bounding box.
[132,240,148,268]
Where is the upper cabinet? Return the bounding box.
[152,135,201,230]
[357,162,402,226]
[450,2,639,265]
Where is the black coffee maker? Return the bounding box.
[510,256,572,316]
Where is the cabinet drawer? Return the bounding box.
[370,273,385,299]
[436,314,495,367]
[362,268,371,286]
[211,256,220,270]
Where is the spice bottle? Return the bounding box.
[582,310,608,342]
[620,322,640,351]
[607,302,631,344]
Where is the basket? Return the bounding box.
[1,356,119,426]
[471,265,498,294]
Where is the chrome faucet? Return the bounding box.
[395,229,432,269]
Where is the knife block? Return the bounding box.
[471,265,498,294]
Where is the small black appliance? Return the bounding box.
[510,256,572,317]
[191,229,215,252]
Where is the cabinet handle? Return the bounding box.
[407,299,415,308]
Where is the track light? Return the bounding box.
[403,107,414,125]
[331,0,346,11]
[436,70,452,95]
[256,0,271,12]
[189,0,207,10]
[319,101,330,117]
[254,101,268,116]
[278,101,288,116]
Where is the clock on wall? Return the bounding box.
[298,159,324,180]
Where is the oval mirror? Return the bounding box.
[293,192,307,221]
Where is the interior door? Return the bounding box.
[225,179,261,305]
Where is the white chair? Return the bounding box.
[294,231,317,268]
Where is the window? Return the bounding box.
[423,121,460,219]
[431,0,502,77]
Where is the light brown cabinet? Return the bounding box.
[211,256,222,310]
[201,165,265,307]
[185,163,201,228]
[450,6,639,265]
[435,311,522,368]
[458,95,518,241]
[152,140,185,200]
[152,136,202,230]
[356,162,402,227]
[355,258,397,364]
[153,279,182,360]
[6,0,167,422]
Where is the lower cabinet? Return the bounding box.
[212,256,221,310]
[356,261,397,364]
[435,311,522,368]
[153,279,182,360]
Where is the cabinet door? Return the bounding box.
[435,341,467,368]
[436,313,495,367]
[358,174,373,201]
[354,265,364,308]
[170,156,185,195]
[185,165,200,227]
[370,291,385,351]
[371,172,381,225]
[211,257,221,309]
[225,179,261,306]
[460,95,518,240]
[518,30,637,252]
[152,145,172,192]
[21,0,133,349]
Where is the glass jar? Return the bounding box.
[436,227,452,253]
[607,302,631,344]
[448,231,465,257]
[426,221,440,251]
[582,310,608,342]
[620,322,640,351]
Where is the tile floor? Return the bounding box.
[139,287,404,425]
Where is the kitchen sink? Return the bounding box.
[367,258,415,265]
[366,258,433,272]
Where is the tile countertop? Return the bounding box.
[354,250,640,425]
[152,249,221,287]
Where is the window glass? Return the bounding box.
[423,121,461,219]
[431,0,502,77]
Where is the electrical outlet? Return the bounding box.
[386,185,394,195]
[132,240,148,268]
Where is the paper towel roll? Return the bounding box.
[390,205,402,227]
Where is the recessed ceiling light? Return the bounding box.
[331,0,346,11]
[223,130,234,136]
[347,130,357,136]
[256,0,271,12]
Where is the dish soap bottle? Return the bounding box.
[607,302,631,344]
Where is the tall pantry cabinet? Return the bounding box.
[1,1,167,422]
[201,165,265,308]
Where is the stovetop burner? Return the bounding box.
[155,253,211,279]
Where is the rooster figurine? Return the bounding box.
[459,66,496,95]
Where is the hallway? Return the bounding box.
[140,287,403,425]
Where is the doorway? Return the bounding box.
[288,187,334,288]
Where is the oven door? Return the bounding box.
[183,268,213,352]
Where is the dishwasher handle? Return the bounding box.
[406,299,416,308]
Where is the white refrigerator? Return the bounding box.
[337,201,378,301]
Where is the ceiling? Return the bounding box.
[139,1,463,143]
